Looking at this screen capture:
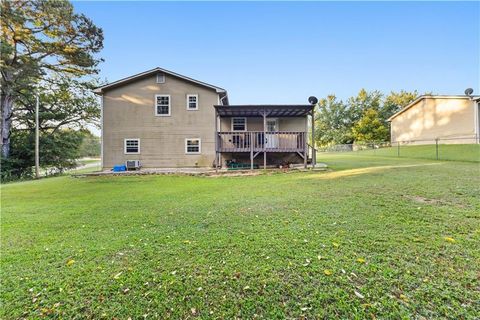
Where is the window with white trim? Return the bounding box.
[124,139,140,154]
[156,73,165,83]
[185,138,201,154]
[231,117,247,131]
[186,94,198,110]
[155,94,170,116]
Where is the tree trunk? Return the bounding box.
[1,67,15,159]
[1,93,14,158]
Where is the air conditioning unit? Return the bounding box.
[125,160,141,171]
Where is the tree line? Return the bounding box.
[1,0,103,181]
[314,89,419,146]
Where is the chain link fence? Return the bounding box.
[316,135,480,162]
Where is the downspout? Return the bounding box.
[220,93,228,106]
[475,100,480,144]
[468,96,479,144]
[101,94,104,169]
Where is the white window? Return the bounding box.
[155,94,170,116]
[156,73,165,83]
[186,94,198,110]
[124,139,140,154]
[231,117,247,131]
[185,138,201,154]
[266,118,278,132]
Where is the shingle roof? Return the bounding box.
[93,67,228,97]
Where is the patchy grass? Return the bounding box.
[349,143,480,162]
[77,158,101,166]
[1,155,479,318]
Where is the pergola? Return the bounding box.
[214,104,316,170]
[214,104,314,117]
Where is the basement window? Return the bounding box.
[185,138,201,154]
[124,139,140,154]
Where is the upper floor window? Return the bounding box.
[156,73,165,83]
[155,94,170,116]
[231,117,247,131]
[187,94,198,110]
[124,138,140,154]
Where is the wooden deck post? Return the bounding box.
[214,109,218,172]
[250,132,254,170]
[311,110,316,167]
[304,115,308,168]
[263,111,267,170]
[304,133,307,168]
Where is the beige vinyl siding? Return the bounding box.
[102,73,219,168]
[390,98,476,144]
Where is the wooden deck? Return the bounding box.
[216,131,306,153]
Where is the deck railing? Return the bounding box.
[217,131,306,152]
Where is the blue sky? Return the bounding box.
[74,1,479,104]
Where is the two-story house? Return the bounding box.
[94,67,316,170]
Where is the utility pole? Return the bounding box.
[35,93,40,179]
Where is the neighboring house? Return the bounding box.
[94,67,316,170]
[388,95,480,144]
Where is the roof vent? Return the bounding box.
[156,73,165,84]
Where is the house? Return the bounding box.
[388,95,480,144]
[94,67,316,170]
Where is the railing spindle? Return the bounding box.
[217,131,308,152]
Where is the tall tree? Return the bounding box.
[13,77,101,132]
[315,95,354,146]
[78,130,100,158]
[347,89,383,124]
[381,90,419,122]
[315,90,420,145]
[352,108,389,142]
[0,0,103,158]
[1,77,101,181]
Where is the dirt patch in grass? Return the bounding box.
[405,195,444,205]
[403,195,468,209]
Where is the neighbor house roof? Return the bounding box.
[93,67,229,103]
[214,104,314,117]
[387,95,480,122]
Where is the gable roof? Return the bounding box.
[387,95,479,121]
[93,67,228,99]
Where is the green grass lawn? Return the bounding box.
[348,143,480,162]
[1,155,479,319]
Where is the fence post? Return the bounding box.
[435,138,439,160]
[397,141,400,157]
